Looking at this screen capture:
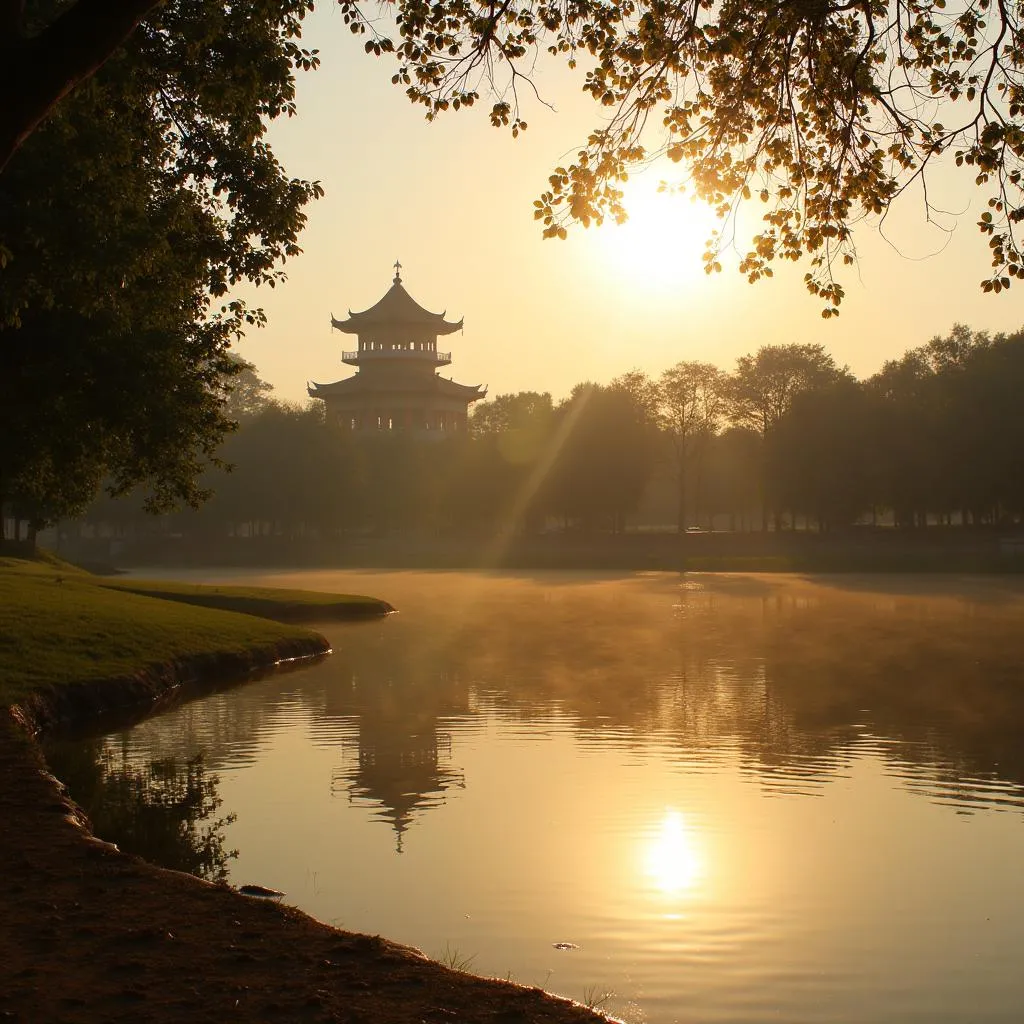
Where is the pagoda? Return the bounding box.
[308,263,486,435]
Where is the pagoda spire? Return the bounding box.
[393,258,402,284]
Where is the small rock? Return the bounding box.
[238,884,284,899]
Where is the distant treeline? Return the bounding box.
[31,324,1024,554]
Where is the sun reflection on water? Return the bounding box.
[644,810,704,898]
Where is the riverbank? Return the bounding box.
[93,575,397,622]
[62,526,1024,574]
[0,557,605,1024]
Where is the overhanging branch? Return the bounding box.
[0,0,164,172]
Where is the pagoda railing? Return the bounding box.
[342,349,452,365]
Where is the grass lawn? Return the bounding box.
[94,576,392,621]
[0,557,377,708]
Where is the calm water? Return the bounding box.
[46,571,1024,1023]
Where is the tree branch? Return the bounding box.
[0,0,163,172]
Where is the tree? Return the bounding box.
[3,0,320,327]
[730,344,846,439]
[470,391,555,533]
[1,0,319,173]
[192,400,365,542]
[546,383,658,532]
[1,304,240,534]
[958,330,1024,521]
[223,355,277,423]
[729,343,847,529]
[657,361,727,533]
[0,0,162,172]
[0,0,320,530]
[608,370,661,427]
[769,378,877,531]
[11,2,1024,308]
[342,0,1024,312]
[868,324,1024,526]
[704,427,762,533]
[471,390,554,462]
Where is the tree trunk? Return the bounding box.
[693,462,704,531]
[675,458,687,534]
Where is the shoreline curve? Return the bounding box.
[0,635,608,1024]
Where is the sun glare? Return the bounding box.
[644,810,704,897]
[591,177,720,294]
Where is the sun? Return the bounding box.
[589,175,721,294]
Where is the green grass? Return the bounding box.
[0,557,345,708]
[94,577,393,621]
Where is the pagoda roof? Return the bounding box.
[331,274,463,337]
[308,375,486,401]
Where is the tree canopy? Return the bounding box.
[0,0,320,528]
[346,0,1024,313]
[7,0,1024,312]
[64,323,1024,560]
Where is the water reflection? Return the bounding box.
[643,810,703,897]
[328,690,466,851]
[63,573,1024,826]
[45,572,1024,1024]
[45,740,236,881]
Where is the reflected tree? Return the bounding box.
[46,741,237,882]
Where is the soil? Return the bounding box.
[0,654,608,1024]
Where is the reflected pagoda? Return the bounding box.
[308,263,487,434]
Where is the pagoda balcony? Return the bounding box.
[342,349,452,367]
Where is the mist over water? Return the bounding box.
[48,571,1024,1023]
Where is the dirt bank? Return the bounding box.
[0,643,606,1024]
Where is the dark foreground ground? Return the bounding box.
[0,714,606,1024]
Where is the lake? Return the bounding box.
[45,571,1024,1023]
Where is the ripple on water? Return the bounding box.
[45,571,1024,1024]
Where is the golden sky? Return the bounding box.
[235,4,1024,405]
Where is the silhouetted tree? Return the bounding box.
[224,356,277,423]
[545,384,658,533]
[10,3,1024,306]
[658,361,728,532]
[63,325,1024,554]
[729,344,848,530]
[0,0,320,537]
[769,379,878,531]
[469,392,556,534]
[704,427,762,533]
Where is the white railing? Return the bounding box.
[342,349,452,363]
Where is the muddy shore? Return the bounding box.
[0,639,606,1024]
